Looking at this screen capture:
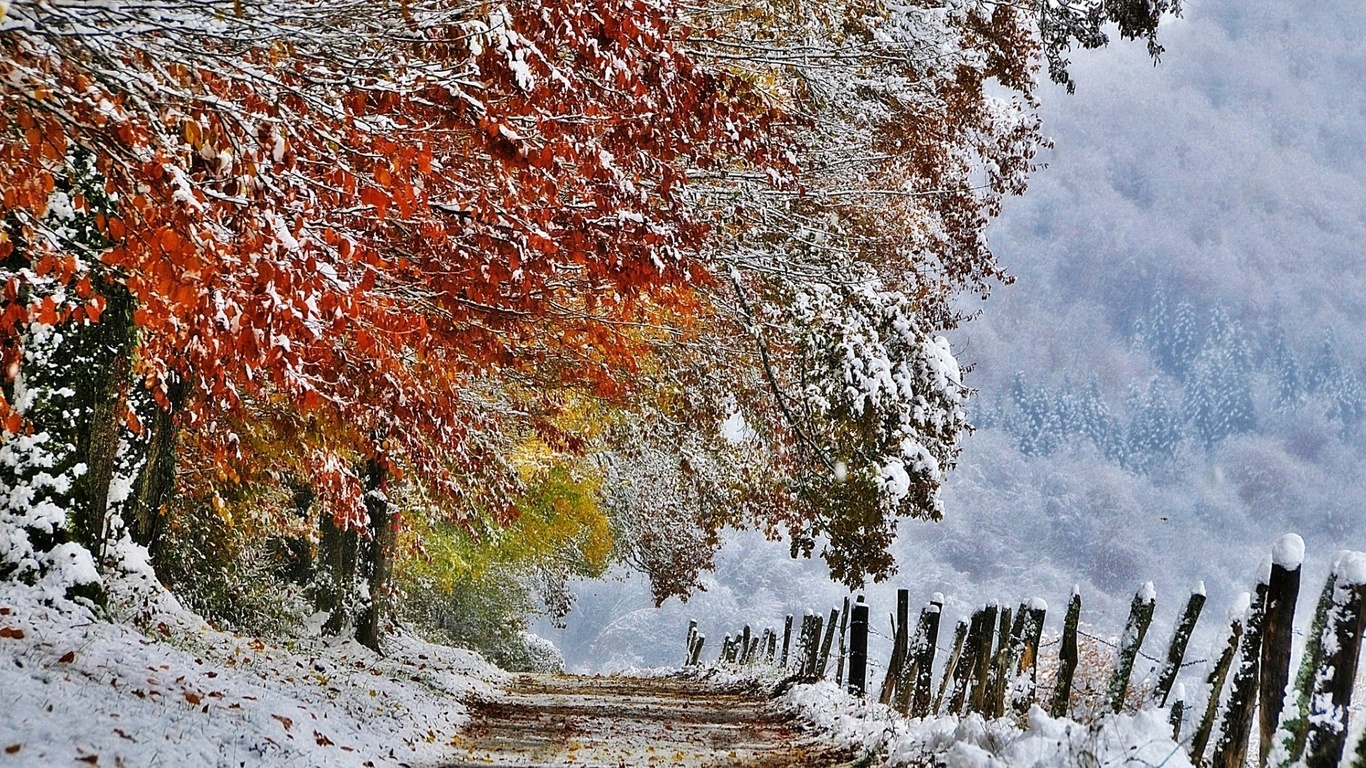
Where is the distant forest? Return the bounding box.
[976,287,1366,473]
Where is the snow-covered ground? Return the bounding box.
[780,680,1191,768]
[0,580,506,767]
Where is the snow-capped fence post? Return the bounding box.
[685,620,698,665]
[741,625,752,665]
[1154,584,1207,707]
[1010,599,1047,715]
[1191,604,1245,766]
[879,589,910,705]
[797,612,815,675]
[817,607,839,679]
[952,607,989,715]
[1212,580,1269,768]
[1301,552,1366,768]
[781,615,793,668]
[911,597,943,717]
[805,612,824,677]
[848,596,868,697]
[836,596,850,686]
[968,602,999,714]
[1258,535,1303,767]
[1106,582,1156,713]
[1048,588,1081,718]
[935,619,968,715]
[689,634,705,666]
[765,629,777,664]
[1170,683,1188,741]
[1272,567,1338,768]
[987,605,1014,718]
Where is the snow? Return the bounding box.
[1138,581,1156,603]
[1272,533,1306,570]
[1336,551,1366,587]
[1193,580,1207,597]
[0,579,505,766]
[781,680,1193,768]
[1026,597,1048,611]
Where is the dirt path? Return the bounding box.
[442,674,864,767]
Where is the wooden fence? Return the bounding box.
[684,537,1366,768]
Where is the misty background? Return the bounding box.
[534,0,1366,674]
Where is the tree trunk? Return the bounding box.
[355,459,393,651]
[128,376,186,557]
[73,284,134,562]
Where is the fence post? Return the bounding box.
[836,596,851,686]
[1107,582,1156,713]
[817,607,839,679]
[880,589,910,704]
[1302,552,1366,768]
[848,595,868,697]
[781,614,793,668]
[1170,683,1188,741]
[1191,602,1246,766]
[806,612,824,677]
[912,596,943,717]
[1049,587,1081,718]
[952,607,988,715]
[988,605,1014,718]
[1154,585,1207,707]
[1258,535,1302,767]
[935,619,968,715]
[1010,599,1047,714]
[968,602,999,714]
[685,619,698,666]
[1272,567,1337,768]
[1213,581,1269,768]
[741,625,752,665]
[689,634,705,666]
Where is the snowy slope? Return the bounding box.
[0,581,505,767]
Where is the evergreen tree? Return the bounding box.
[1268,326,1306,412]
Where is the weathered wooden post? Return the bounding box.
[806,612,825,677]
[766,629,777,664]
[987,605,1014,718]
[1107,582,1156,713]
[685,619,698,666]
[935,619,968,715]
[1302,552,1366,768]
[781,614,793,668]
[836,596,850,686]
[968,602,999,714]
[911,596,943,717]
[1212,580,1269,768]
[880,589,910,705]
[1258,535,1302,767]
[1010,599,1047,714]
[689,634,705,666]
[817,607,839,679]
[951,607,988,715]
[1272,567,1338,768]
[1191,600,1246,766]
[741,625,752,665]
[1153,584,1207,707]
[1049,587,1081,718]
[1170,683,1188,741]
[848,595,869,697]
